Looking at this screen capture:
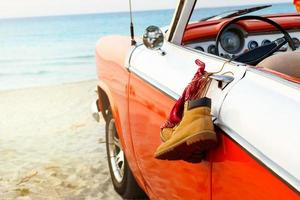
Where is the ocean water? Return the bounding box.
[0,3,295,90]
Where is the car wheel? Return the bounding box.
[105,110,147,199]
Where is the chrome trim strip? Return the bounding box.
[125,43,143,70]
[215,121,300,192]
[129,66,299,192]
[129,67,180,100]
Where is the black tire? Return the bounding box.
[105,109,147,200]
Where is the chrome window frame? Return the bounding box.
[167,0,197,44]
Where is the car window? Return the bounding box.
[189,0,295,24]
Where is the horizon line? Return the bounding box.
[0,1,290,20]
[0,8,173,20]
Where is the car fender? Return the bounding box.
[95,36,149,193]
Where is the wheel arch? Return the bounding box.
[97,81,123,140]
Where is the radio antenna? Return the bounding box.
[129,0,136,46]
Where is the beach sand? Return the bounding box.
[0,80,122,200]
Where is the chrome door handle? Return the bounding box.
[210,75,234,83]
[210,75,234,89]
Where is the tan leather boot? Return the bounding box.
[155,97,217,161]
[160,124,179,142]
[160,127,174,142]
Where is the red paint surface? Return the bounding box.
[129,73,211,199]
[294,0,300,12]
[210,133,299,200]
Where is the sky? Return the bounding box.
[0,0,291,19]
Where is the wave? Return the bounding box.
[42,60,93,66]
[0,70,55,76]
[0,54,94,63]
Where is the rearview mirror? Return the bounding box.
[143,26,164,51]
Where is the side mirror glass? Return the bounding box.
[143,26,164,50]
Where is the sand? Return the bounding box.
[0,80,122,200]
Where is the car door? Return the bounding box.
[210,69,300,199]
[128,41,246,199]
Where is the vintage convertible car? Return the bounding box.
[92,0,300,199]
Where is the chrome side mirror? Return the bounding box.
[143,26,165,54]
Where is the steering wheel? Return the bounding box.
[215,15,296,65]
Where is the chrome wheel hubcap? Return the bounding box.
[108,119,124,183]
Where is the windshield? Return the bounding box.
[190,0,297,23]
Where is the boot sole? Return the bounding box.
[155,130,217,162]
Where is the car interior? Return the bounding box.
[182,3,300,82]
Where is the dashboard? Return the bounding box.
[185,26,300,59]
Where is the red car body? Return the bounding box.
[94,1,300,199]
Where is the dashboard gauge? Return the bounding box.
[220,30,244,54]
[292,37,300,49]
[262,39,271,46]
[248,40,259,50]
[207,45,217,55]
[195,46,204,52]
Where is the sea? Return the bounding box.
[0,3,295,90]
